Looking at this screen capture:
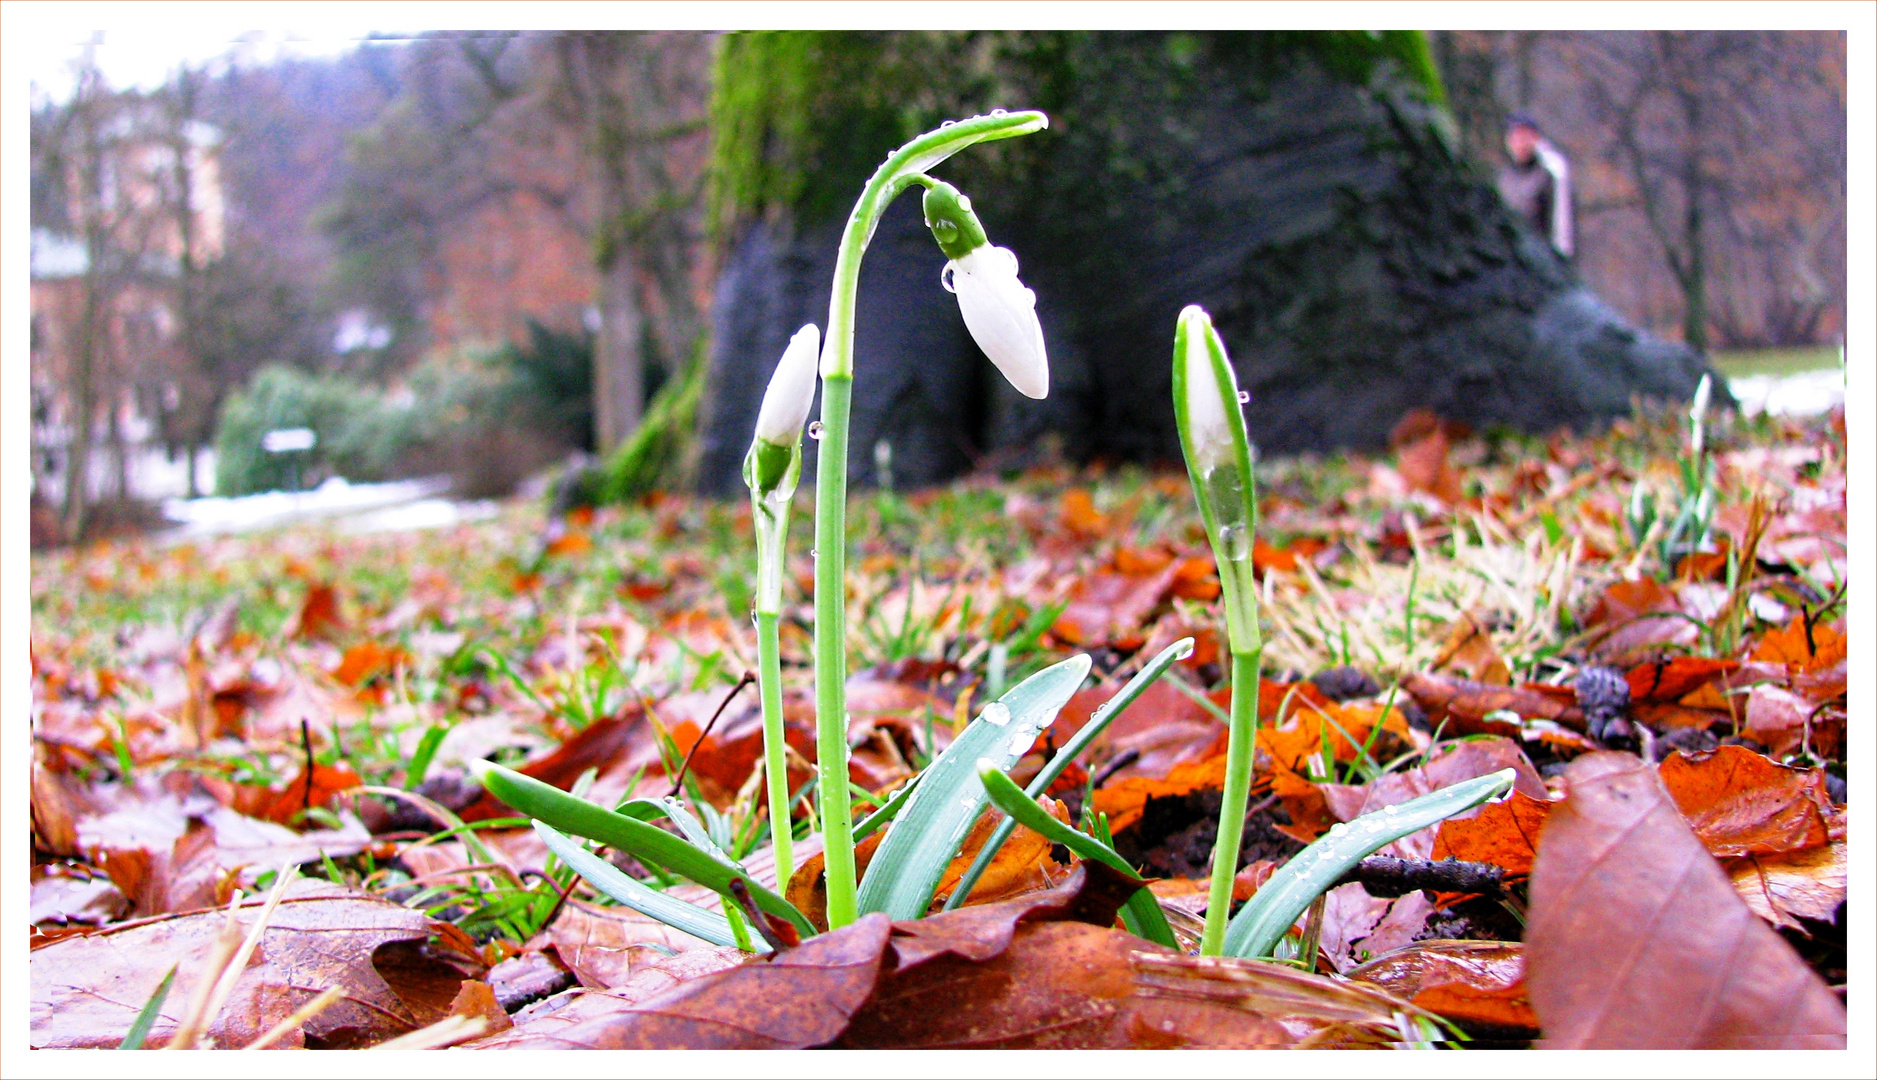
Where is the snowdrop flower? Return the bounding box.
[755,324,821,446]
[923,180,1048,399]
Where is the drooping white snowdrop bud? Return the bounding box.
[924,180,1048,400]
[755,324,821,446]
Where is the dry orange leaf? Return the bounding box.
[1625,656,1739,703]
[1657,745,1839,858]
[1750,616,1846,671]
[1430,790,1552,878]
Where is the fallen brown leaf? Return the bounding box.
[1430,790,1552,877]
[1725,840,1847,931]
[1524,752,1845,1048]
[31,880,485,1049]
[1657,745,1840,857]
[1346,939,1537,1037]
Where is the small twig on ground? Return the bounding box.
[667,672,755,796]
[1333,855,1507,898]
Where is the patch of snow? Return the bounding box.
[342,498,499,535]
[161,476,456,536]
[1728,368,1845,416]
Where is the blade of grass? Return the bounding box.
[533,823,760,951]
[977,763,1176,948]
[117,965,177,1049]
[1222,768,1516,959]
[472,761,811,937]
[856,654,1091,920]
[944,638,1193,910]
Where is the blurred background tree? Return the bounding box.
[28,28,1846,535]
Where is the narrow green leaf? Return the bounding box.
[533,823,761,952]
[944,638,1193,910]
[857,654,1091,920]
[403,725,448,790]
[473,761,812,937]
[1223,768,1517,959]
[852,771,922,842]
[977,764,1177,949]
[117,964,176,1049]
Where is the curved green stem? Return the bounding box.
[810,110,1047,929]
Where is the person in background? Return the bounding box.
[1497,112,1574,259]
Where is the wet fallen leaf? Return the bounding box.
[1524,752,1845,1048]
[1430,790,1552,877]
[1401,671,1584,736]
[547,897,719,988]
[30,880,484,1049]
[483,914,893,1048]
[931,799,1074,908]
[1657,745,1839,857]
[1346,940,1536,1036]
[1317,738,1547,860]
[837,920,1296,1048]
[1725,840,1846,931]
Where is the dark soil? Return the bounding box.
[1112,790,1305,880]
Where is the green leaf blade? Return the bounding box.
[856,654,1091,920]
[473,760,811,937]
[533,823,760,952]
[1222,768,1517,959]
[977,763,1177,949]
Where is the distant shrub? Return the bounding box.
[215,365,420,495]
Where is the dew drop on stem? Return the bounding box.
[808,421,825,440]
[1238,390,1251,404]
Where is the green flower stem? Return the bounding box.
[813,374,857,928]
[756,609,792,888]
[1201,645,1262,956]
[810,110,1048,930]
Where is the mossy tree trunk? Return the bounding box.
[695,31,1719,494]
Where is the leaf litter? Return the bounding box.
[28,403,1849,1049]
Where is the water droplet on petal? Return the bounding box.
[808,421,825,440]
[940,119,957,127]
[940,263,959,294]
[981,702,1012,727]
[1237,390,1251,404]
[990,108,1008,117]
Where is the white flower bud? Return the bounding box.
[754,324,821,445]
[943,245,1048,399]
[1178,305,1233,471]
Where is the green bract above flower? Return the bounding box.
[755,324,822,446]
